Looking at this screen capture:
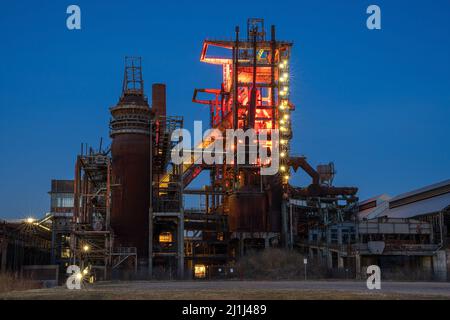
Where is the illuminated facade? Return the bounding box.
[192,19,294,190]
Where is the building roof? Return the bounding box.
[389,179,450,203]
[359,200,390,220]
[358,194,391,207]
[359,179,450,220]
[358,194,391,220]
[386,192,450,219]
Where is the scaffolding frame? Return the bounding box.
[149,116,184,278]
[72,145,137,279]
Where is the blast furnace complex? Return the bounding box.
[1,19,449,282]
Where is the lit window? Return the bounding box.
[159,232,172,243]
[61,248,71,258]
[194,264,206,279]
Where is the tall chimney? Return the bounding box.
[110,57,151,259]
[152,83,166,118]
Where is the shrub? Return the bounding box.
[235,248,328,280]
[0,273,40,293]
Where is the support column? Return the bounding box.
[177,212,184,279]
[264,237,270,249]
[1,240,8,272]
[289,204,294,249]
[318,249,324,265]
[51,226,56,265]
[148,118,153,278]
[338,254,344,269]
[326,228,331,245]
[239,237,245,257]
[148,209,153,278]
[281,200,289,248]
[337,226,343,246]
[433,250,447,281]
[355,254,361,279]
[327,250,333,269]
[422,256,432,273]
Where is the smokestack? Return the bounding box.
[110,57,151,259]
[152,83,166,118]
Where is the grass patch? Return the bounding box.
[0,273,41,294]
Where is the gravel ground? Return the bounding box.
[1,280,450,300]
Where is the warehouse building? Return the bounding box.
[306,180,450,280]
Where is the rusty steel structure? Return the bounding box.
[64,19,359,279]
[0,219,52,273]
[72,145,115,279]
[185,20,295,260]
[110,57,152,259]
[186,19,358,265]
[4,19,450,282]
[72,142,142,279]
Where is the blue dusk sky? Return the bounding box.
[0,0,449,219]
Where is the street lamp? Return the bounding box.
[26,217,35,224]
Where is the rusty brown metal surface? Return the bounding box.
[291,184,358,198]
[227,188,268,233]
[289,156,320,185]
[50,180,74,193]
[265,176,283,233]
[110,58,152,259]
[111,133,150,257]
[152,83,166,118]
